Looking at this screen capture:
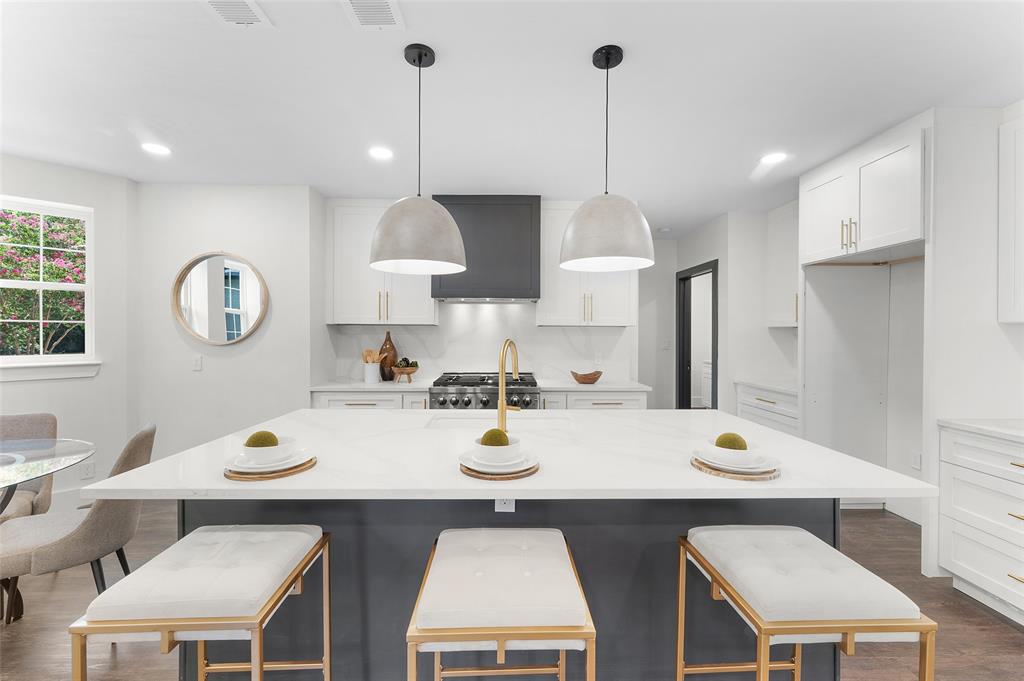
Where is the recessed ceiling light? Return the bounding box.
[657,227,671,234]
[368,146,394,161]
[760,152,788,165]
[141,142,171,156]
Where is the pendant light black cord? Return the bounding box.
[417,61,422,197]
[604,64,609,195]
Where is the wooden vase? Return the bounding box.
[379,331,398,381]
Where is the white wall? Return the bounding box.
[308,187,333,385]
[0,155,133,508]
[885,259,925,523]
[921,106,1024,573]
[690,273,713,403]
[328,304,637,383]
[638,239,677,408]
[128,184,318,459]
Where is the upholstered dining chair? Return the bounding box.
[0,425,156,624]
[0,413,57,524]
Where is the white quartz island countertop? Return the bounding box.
[84,409,936,501]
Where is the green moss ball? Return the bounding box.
[715,432,748,450]
[245,430,279,448]
[480,428,510,446]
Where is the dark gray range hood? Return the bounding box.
[430,195,541,302]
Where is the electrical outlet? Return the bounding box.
[494,498,515,513]
[910,449,922,471]
[192,355,203,372]
[80,461,96,480]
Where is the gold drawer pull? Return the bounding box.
[1011,461,1024,469]
[344,402,379,407]
[1010,574,1024,585]
[754,396,777,405]
[592,401,624,406]
[1009,512,1024,522]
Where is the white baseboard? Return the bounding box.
[840,500,884,510]
[953,577,1024,626]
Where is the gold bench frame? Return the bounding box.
[407,539,596,681]
[676,536,937,681]
[69,533,332,681]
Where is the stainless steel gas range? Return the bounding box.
[428,372,541,409]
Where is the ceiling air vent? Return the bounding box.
[341,0,405,31]
[206,0,272,28]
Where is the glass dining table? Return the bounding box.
[1,438,96,623]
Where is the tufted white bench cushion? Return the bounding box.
[84,525,321,623]
[416,528,586,631]
[688,525,920,644]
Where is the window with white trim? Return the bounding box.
[0,196,93,359]
[224,265,243,341]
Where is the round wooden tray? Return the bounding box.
[224,456,317,482]
[690,457,780,481]
[460,462,539,481]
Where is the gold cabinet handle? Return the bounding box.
[1009,512,1024,522]
[377,291,382,321]
[794,293,799,323]
[1010,574,1024,585]
[582,294,587,322]
[849,217,857,247]
[588,294,593,322]
[841,220,848,248]
[344,401,379,407]
[592,401,624,406]
[755,396,777,405]
[1011,461,1024,469]
[386,290,390,320]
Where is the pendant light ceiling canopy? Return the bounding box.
[370,44,466,276]
[560,45,655,273]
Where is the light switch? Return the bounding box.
[80,461,96,480]
[495,498,515,513]
[192,355,203,372]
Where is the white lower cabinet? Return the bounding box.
[938,422,1024,625]
[735,382,799,436]
[540,393,567,410]
[311,391,425,410]
[565,392,647,409]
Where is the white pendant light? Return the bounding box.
[560,45,655,273]
[370,44,466,275]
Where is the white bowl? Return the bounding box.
[472,435,521,465]
[240,436,295,465]
[700,439,765,469]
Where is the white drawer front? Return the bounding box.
[941,463,1024,547]
[312,392,404,409]
[736,384,798,419]
[541,393,567,410]
[940,428,1024,484]
[737,403,800,437]
[566,392,647,409]
[940,518,1024,611]
[402,394,429,410]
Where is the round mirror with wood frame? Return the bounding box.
[171,252,269,346]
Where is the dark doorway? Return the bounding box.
[676,260,718,409]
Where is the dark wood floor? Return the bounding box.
[1,505,1020,680]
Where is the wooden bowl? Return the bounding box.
[571,370,603,384]
[391,366,418,383]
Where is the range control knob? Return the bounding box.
[510,395,520,407]
[463,395,473,407]
[522,396,532,408]
[437,396,447,406]
[479,395,490,407]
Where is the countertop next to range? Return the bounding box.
[937,417,1024,444]
[310,379,653,393]
[83,408,935,501]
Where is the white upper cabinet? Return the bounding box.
[999,115,1024,323]
[799,165,857,264]
[799,114,927,265]
[765,200,799,327]
[328,201,438,325]
[535,201,637,327]
[854,126,925,253]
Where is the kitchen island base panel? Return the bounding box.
[178,498,839,681]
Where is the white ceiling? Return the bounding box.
[2,1,1022,233]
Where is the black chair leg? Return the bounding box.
[115,548,130,576]
[3,576,18,625]
[90,558,106,594]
